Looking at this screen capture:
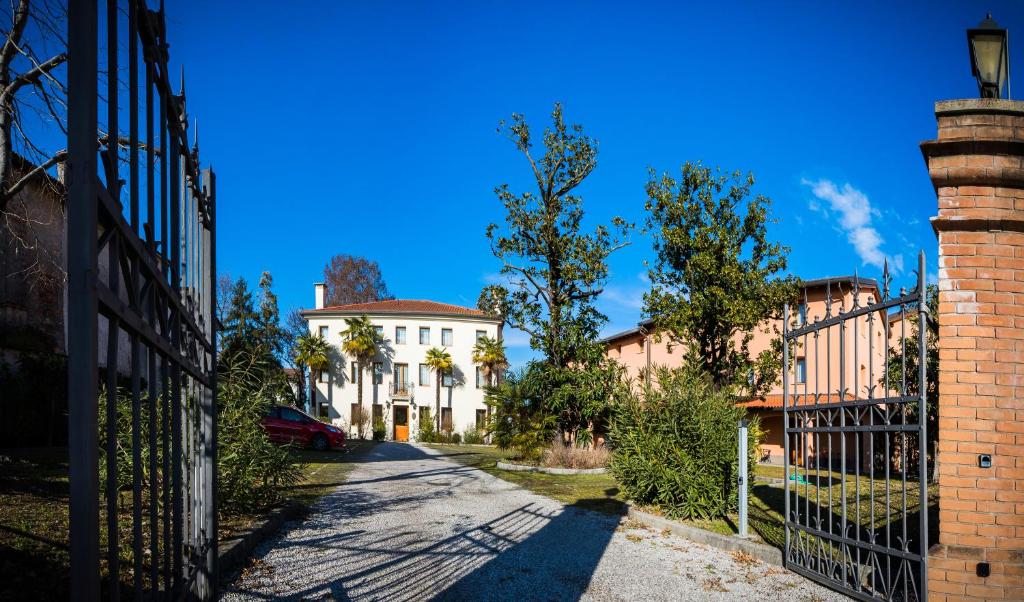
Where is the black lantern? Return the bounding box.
[967,14,1009,99]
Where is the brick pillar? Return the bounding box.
[921,99,1024,601]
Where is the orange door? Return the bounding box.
[394,406,409,442]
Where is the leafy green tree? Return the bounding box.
[425,347,453,432]
[282,308,310,409]
[219,274,290,399]
[295,333,332,416]
[340,315,382,438]
[256,271,286,359]
[884,284,938,479]
[644,162,798,393]
[471,336,507,387]
[220,277,261,364]
[480,102,631,437]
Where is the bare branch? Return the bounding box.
[2,50,64,102]
[1,148,63,201]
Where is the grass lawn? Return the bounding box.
[0,440,376,601]
[424,444,627,515]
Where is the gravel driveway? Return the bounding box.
[223,442,846,601]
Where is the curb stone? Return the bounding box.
[625,505,783,567]
[496,460,608,475]
[219,500,305,580]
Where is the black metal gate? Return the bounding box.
[67,0,218,599]
[783,253,929,601]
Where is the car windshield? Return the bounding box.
[280,408,306,422]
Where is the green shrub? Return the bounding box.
[451,432,461,445]
[462,425,485,445]
[218,350,303,515]
[417,408,437,442]
[609,366,760,520]
[372,416,386,441]
[485,367,556,462]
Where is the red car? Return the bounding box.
[262,405,346,451]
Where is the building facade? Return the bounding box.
[301,285,502,441]
[603,276,888,465]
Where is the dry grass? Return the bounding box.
[540,438,610,470]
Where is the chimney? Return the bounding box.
[314,282,325,309]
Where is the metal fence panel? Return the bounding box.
[783,252,929,601]
[67,1,218,598]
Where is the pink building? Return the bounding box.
[603,276,889,465]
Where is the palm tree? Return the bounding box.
[472,336,507,388]
[341,315,382,438]
[424,347,453,432]
[295,333,331,416]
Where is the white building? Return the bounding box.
[301,283,503,441]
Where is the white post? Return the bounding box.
[738,419,749,539]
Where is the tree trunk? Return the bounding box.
[357,366,364,439]
[435,372,441,432]
[308,367,315,415]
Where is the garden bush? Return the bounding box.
[417,408,437,442]
[485,367,556,462]
[461,425,485,445]
[218,350,303,515]
[609,366,760,520]
[541,437,609,470]
[372,416,386,441]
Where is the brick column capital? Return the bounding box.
[923,99,1024,235]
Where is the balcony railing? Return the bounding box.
[392,381,414,399]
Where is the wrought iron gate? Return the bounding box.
[68,0,218,599]
[783,253,929,601]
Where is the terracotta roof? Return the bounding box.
[737,392,857,409]
[305,299,488,317]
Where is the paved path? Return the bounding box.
[223,442,845,601]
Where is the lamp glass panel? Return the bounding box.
[971,34,1005,85]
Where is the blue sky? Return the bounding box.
[163,1,1024,368]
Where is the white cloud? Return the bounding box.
[804,178,903,273]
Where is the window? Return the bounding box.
[441,328,453,346]
[351,403,362,425]
[476,409,487,429]
[476,330,487,342]
[419,327,430,345]
[374,325,384,339]
[419,406,432,426]
[441,408,453,432]
[319,325,328,339]
[319,366,328,383]
[372,403,383,425]
[796,358,807,384]
[442,370,453,387]
[475,366,484,388]
[351,361,357,382]
[280,407,305,423]
[395,364,409,390]
[373,362,383,385]
[395,326,407,345]
[419,364,430,386]
[797,303,807,326]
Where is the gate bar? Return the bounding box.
[68,0,101,598]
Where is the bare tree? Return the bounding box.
[322,254,394,307]
[0,0,68,288]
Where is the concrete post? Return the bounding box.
[737,419,749,539]
[921,99,1024,601]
